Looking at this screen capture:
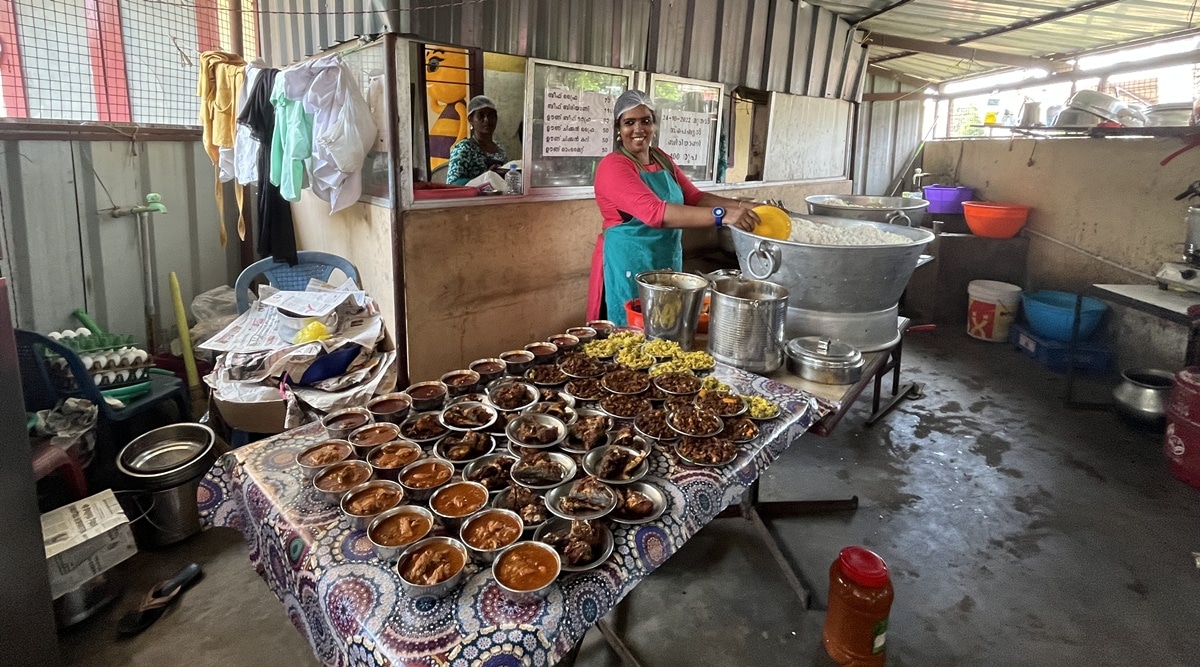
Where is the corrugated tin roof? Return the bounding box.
[810,0,1200,83]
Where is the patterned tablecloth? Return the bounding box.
[199,365,825,666]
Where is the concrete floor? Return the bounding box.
[59,330,1200,666]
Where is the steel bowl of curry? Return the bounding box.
[405,381,449,411]
[312,460,374,504]
[368,505,434,561]
[339,479,405,529]
[458,508,524,563]
[429,481,490,529]
[397,459,454,502]
[491,540,561,603]
[321,407,374,440]
[296,439,354,480]
[366,392,412,424]
[395,536,470,599]
[366,441,423,481]
[347,422,404,458]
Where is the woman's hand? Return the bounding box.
[722,206,759,232]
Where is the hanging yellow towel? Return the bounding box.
[199,51,246,247]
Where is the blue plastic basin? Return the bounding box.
[1021,290,1107,342]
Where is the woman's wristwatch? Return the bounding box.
[712,206,726,227]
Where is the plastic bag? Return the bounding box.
[187,285,239,360]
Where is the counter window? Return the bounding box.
[648,75,724,184]
[413,42,482,184]
[525,60,635,190]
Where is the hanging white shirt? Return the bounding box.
[233,60,266,186]
[282,54,378,213]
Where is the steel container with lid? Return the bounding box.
[706,277,789,373]
[117,423,216,546]
[786,337,864,385]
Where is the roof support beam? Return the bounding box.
[871,0,1125,65]
[866,64,936,89]
[852,0,919,24]
[865,33,1073,72]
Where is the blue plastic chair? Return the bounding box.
[15,330,190,423]
[234,251,361,314]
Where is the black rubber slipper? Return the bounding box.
[116,562,204,637]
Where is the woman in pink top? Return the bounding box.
[588,90,758,325]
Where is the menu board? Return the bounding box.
[658,109,712,167]
[541,89,615,157]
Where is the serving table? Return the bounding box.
[199,365,825,666]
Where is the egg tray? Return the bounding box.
[45,333,139,355]
[51,363,156,392]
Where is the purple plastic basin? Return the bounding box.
[923,185,975,215]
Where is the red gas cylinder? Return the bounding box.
[1165,367,1200,489]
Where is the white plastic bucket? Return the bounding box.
[967,280,1021,342]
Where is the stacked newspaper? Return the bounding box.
[202,278,397,428]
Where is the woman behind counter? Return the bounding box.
[588,90,759,326]
[446,95,508,186]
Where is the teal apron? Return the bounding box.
[602,150,684,326]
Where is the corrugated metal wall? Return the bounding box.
[0,140,239,345]
[257,0,390,67]
[853,75,926,195]
[259,0,867,100]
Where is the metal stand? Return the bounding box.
[557,329,916,666]
[1065,291,1112,411]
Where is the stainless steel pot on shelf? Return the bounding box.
[729,216,934,352]
[805,195,930,228]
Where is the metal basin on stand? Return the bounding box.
[806,195,930,228]
[729,216,934,351]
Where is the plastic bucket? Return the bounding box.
[967,280,1021,342]
[922,185,975,215]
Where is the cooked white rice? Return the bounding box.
[786,217,912,246]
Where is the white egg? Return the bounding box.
[47,331,63,341]
[133,350,149,364]
[114,370,129,382]
[74,327,91,337]
[60,330,77,339]
[105,352,122,368]
[79,355,94,371]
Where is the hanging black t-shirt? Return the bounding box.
[238,68,298,265]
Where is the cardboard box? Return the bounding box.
[212,393,289,434]
[41,490,137,600]
[212,327,397,435]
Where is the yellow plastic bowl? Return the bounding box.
[751,205,791,240]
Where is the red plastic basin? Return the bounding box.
[962,201,1030,239]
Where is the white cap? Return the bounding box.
[467,95,497,115]
[614,90,654,122]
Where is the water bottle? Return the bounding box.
[505,169,522,195]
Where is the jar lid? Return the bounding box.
[787,337,862,365]
[837,546,890,587]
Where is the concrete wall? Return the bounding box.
[923,138,1200,371]
[401,179,851,381]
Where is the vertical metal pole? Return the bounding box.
[229,0,243,55]
[384,33,411,388]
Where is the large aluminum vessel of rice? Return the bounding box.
[730,214,933,351]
